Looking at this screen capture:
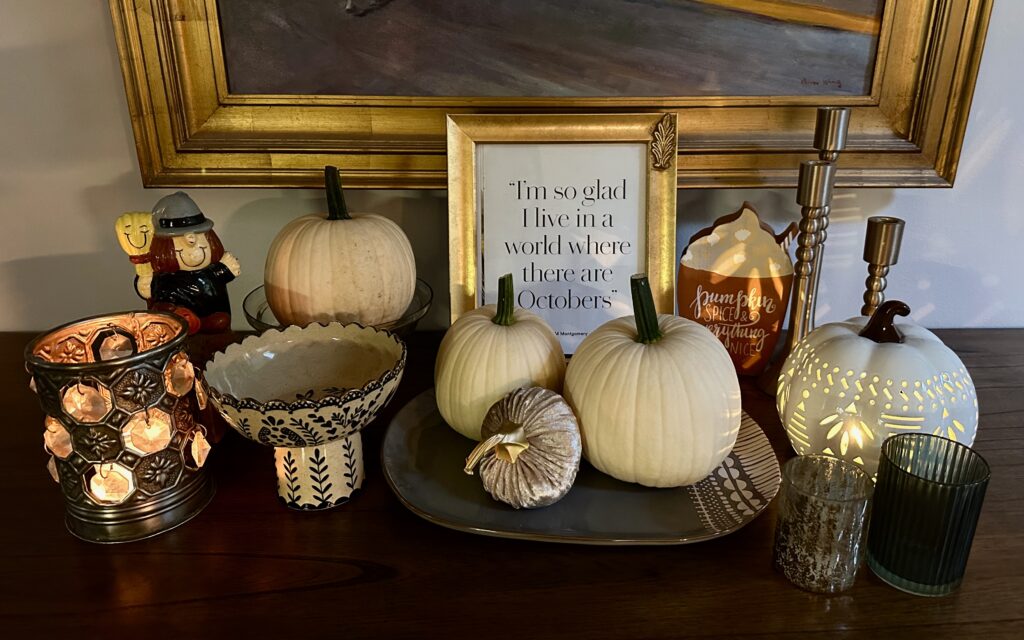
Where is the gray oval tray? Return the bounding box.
[382,389,781,545]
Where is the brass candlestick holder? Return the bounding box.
[806,106,851,332]
[757,107,849,394]
[814,106,852,163]
[758,160,837,394]
[861,216,905,316]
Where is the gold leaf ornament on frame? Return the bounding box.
[650,114,677,171]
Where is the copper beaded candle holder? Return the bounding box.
[25,311,215,543]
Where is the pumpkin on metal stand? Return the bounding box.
[264,166,416,327]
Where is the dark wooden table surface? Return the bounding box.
[1,330,1021,638]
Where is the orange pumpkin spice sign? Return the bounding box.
[678,204,797,376]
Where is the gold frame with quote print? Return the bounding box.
[110,0,991,189]
[446,113,678,324]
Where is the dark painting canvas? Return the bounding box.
[217,0,883,97]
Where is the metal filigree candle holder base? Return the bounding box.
[25,311,215,543]
[64,471,214,543]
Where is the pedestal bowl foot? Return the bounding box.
[273,433,364,510]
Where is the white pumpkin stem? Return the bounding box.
[492,273,516,327]
[464,427,530,474]
[324,166,351,221]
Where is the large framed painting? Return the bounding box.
[110,0,992,189]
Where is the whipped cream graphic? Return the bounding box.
[681,206,793,278]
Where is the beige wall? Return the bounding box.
[1,1,1021,332]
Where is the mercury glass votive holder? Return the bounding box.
[773,455,874,593]
[867,433,990,596]
[25,311,215,543]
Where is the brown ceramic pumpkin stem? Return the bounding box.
[464,426,530,474]
[325,166,351,221]
[859,300,910,344]
[631,274,663,344]
[492,273,516,327]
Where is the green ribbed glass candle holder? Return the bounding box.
[867,433,990,596]
[773,455,874,594]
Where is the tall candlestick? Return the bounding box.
[787,160,838,351]
[758,160,837,394]
[861,216,905,316]
[807,107,851,331]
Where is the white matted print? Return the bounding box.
[447,113,677,354]
[477,143,647,353]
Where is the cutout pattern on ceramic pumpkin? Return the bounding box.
[777,303,978,477]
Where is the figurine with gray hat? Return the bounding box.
[138,191,241,334]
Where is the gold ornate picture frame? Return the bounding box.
[111,1,991,189]
[447,113,677,349]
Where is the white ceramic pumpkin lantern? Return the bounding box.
[777,300,978,477]
[435,274,565,440]
[565,274,742,488]
[264,166,416,327]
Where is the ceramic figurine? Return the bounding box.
[135,192,240,334]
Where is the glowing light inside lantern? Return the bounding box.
[87,463,135,505]
[47,456,59,483]
[164,352,195,397]
[62,383,112,423]
[141,320,174,350]
[819,403,874,458]
[43,416,73,458]
[122,409,173,455]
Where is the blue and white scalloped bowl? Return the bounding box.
[205,322,406,510]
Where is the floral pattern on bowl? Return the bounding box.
[209,366,404,448]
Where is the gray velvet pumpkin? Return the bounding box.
[464,387,582,509]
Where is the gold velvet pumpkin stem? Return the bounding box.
[464,427,531,474]
[631,274,663,344]
[492,273,516,326]
[324,165,351,221]
[464,433,510,475]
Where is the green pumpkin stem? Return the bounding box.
[859,300,910,344]
[325,166,351,221]
[492,273,516,326]
[631,274,663,344]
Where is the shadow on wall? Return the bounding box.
[831,188,1009,327]
[0,252,144,333]
[0,169,160,332]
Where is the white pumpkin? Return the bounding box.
[435,274,565,440]
[777,300,979,477]
[565,274,741,488]
[264,166,416,327]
